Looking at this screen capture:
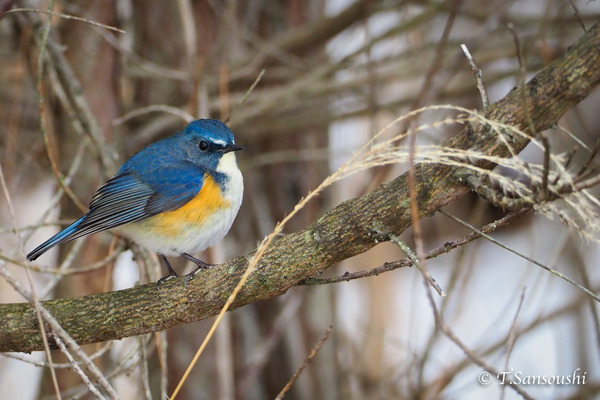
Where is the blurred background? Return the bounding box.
[1,0,600,399]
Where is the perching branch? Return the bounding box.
[2,23,600,353]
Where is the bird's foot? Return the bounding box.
[156,272,178,288]
[181,253,215,286]
[156,254,179,289]
[184,265,208,286]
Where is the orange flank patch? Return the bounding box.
[142,174,229,237]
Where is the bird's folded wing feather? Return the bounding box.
[67,161,206,241]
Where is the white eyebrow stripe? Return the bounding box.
[212,139,227,146]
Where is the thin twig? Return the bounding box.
[139,335,153,400]
[0,342,112,368]
[460,43,489,109]
[501,288,526,400]
[568,0,587,32]
[176,0,197,76]
[440,210,600,302]
[27,1,62,395]
[573,245,600,360]
[508,23,537,138]
[52,334,105,400]
[225,68,265,124]
[6,8,125,33]
[435,306,535,400]
[417,248,535,399]
[404,2,460,282]
[389,234,445,296]
[303,209,530,285]
[576,135,600,177]
[539,133,551,200]
[114,105,194,126]
[158,331,169,400]
[275,325,334,400]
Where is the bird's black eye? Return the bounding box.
[198,140,209,151]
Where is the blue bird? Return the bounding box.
[26,119,243,283]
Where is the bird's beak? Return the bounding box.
[223,144,244,153]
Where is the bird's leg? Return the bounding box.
[156,254,178,286]
[181,252,215,285]
[181,252,214,268]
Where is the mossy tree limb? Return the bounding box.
[2,23,600,353]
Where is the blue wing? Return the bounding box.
[26,161,205,260]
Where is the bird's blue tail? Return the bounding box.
[26,217,85,261]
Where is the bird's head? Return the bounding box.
[181,119,243,171]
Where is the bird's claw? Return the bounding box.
[184,266,204,286]
[156,272,178,290]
